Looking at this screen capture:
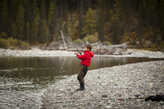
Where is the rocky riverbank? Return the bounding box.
[0,48,164,58]
[0,90,41,109]
[0,61,164,109]
[0,48,74,57]
[40,61,164,109]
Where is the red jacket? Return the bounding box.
[76,50,94,67]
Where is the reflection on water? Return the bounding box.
[0,56,162,91]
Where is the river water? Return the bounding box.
[0,56,162,92]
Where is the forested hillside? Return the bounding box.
[0,0,164,49]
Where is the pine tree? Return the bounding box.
[83,8,97,35]
[39,20,50,43]
[67,14,78,40]
[11,23,17,38]
[1,0,8,33]
[48,1,55,26]
[31,0,40,43]
[96,0,105,42]
[26,22,30,42]
[16,2,25,40]
[40,0,46,20]
[48,0,56,41]
[39,0,50,43]
[78,0,85,39]
[8,0,19,38]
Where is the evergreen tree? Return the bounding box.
[0,0,163,47]
[39,20,50,43]
[8,0,19,38]
[26,22,30,42]
[66,13,78,40]
[40,0,46,20]
[31,0,40,43]
[39,0,50,43]
[78,0,85,39]
[16,2,25,40]
[1,0,8,33]
[11,23,17,38]
[83,8,97,35]
[48,0,56,41]
[96,0,105,42]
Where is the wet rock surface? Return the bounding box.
[41,61,164,109]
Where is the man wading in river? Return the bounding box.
[76,45,94,91]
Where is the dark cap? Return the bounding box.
[86,44,92,51]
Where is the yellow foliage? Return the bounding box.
[83,33,98,43]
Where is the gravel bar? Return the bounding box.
[40,61,164,109]
[0,61,164,109]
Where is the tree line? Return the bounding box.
[0,0,164,49]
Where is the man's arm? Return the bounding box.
[76,54,87,60]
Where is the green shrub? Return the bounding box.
[0,38,9,48]
[18,41,30,49]
[83,32,98,43]
[8,38,30,49]
[0,38,30,49]
[8,37,19,48]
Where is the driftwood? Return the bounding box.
[42,41,130,55]
[93,43,129,55]
[105,43,128,49]
[40,31,129,55]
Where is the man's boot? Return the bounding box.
[76,83,85,91]
[80,82,85,90]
